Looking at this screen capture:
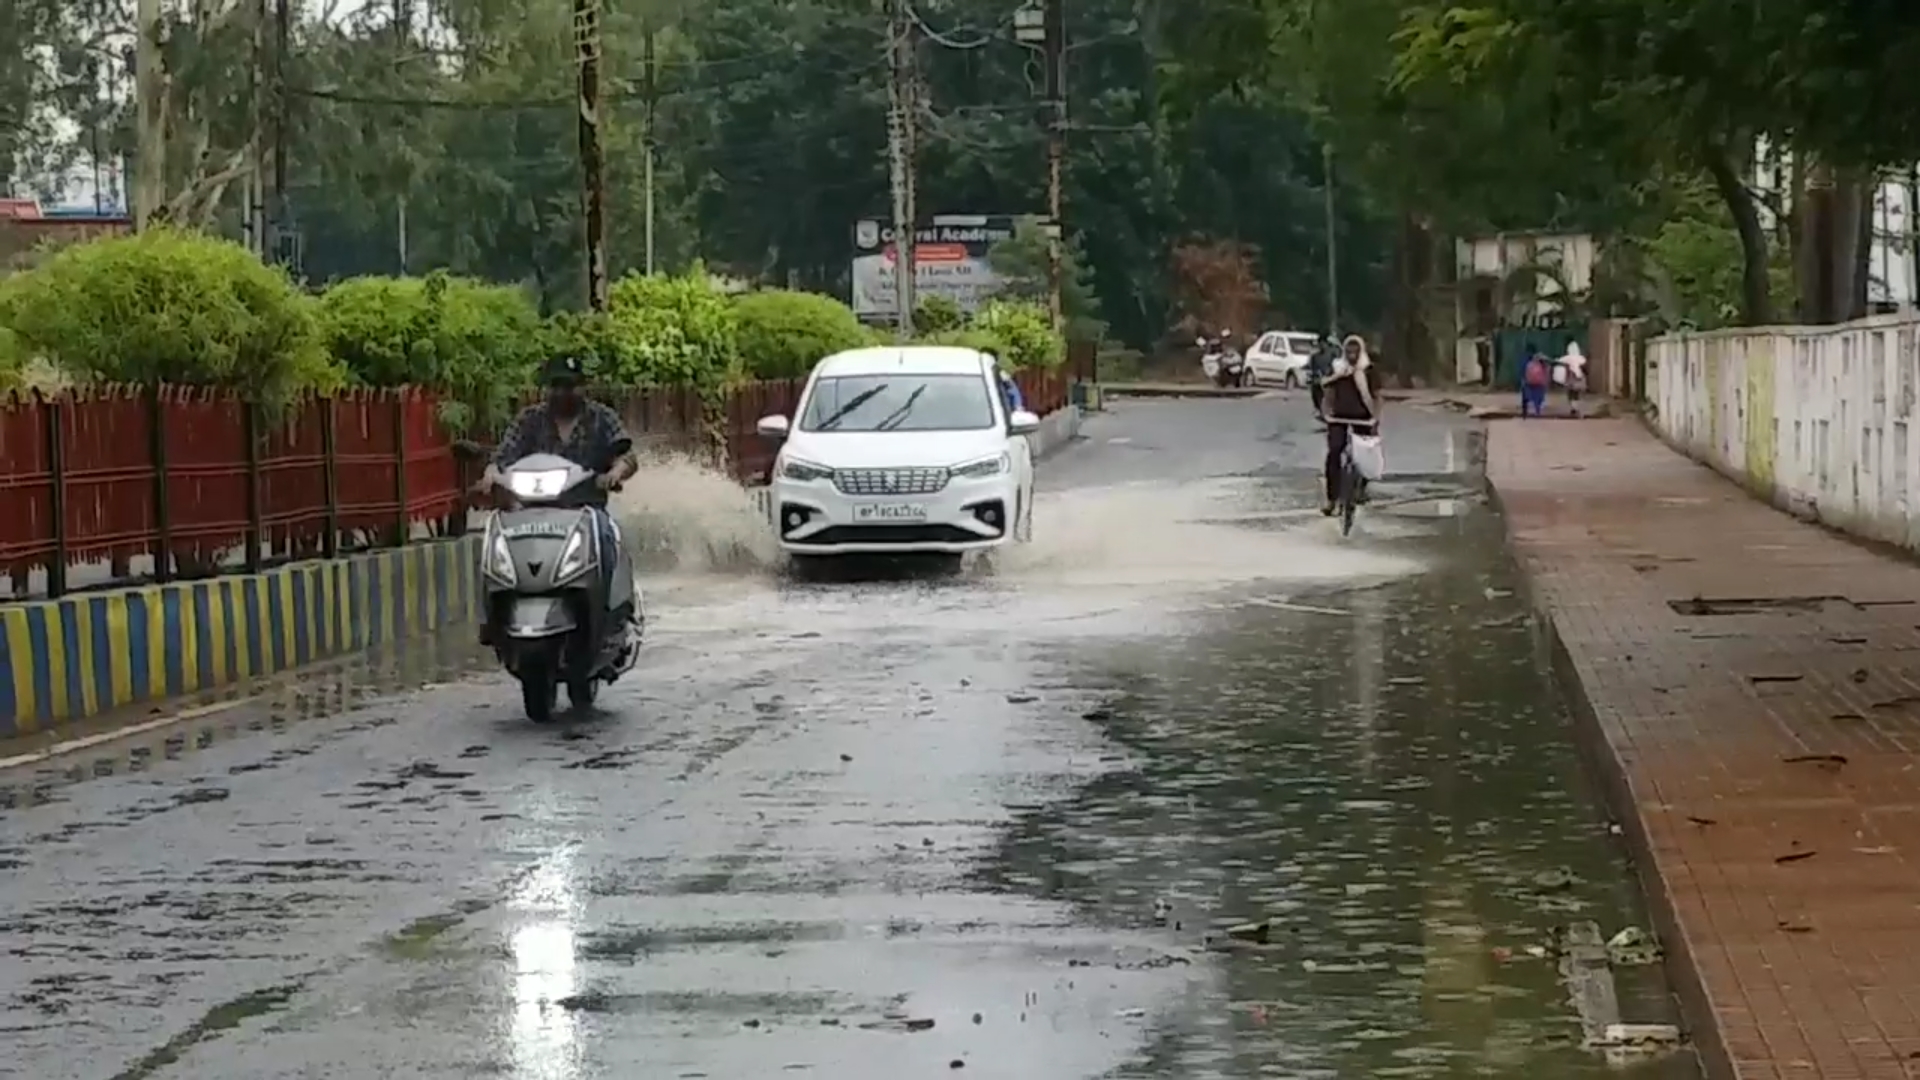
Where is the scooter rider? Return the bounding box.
[476,353,638,624]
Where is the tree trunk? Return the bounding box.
[1703,145,1773,325]
[1378,211,1437,387]
[1843,170,1872,318]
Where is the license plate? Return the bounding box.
[853,502,928,522]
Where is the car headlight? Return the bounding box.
[780,457,833,482]
[951,452,1010,479]
[553,524,594,583]
[483,522,516,584]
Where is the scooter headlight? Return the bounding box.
[484,521,516,584]
[553,523,594,584]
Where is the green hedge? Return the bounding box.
[0,234,1067,414]
[603,268,740,387]
[735,289,870,378]
[913,300,1060,370]
[317,271,545,432]
[0,227,343,404]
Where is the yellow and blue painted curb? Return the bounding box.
[0,535,481,739]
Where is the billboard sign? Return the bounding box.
[849,214,1018,320]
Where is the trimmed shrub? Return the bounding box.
[914,294,965,334]
[318,271,544,432]
[959,300,1063,370]
[916,328,1001,355]
[0,227,341,403]
[734,289,869,378]
[604,269,739,387]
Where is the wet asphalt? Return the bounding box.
[0,393,1697,1079]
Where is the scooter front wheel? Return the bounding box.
[520,662,560,722]
[567,671,600,709]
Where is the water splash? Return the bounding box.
[609,453,779,575]
[993,477,1424,592]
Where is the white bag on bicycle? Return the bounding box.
[1351,434,1386,481]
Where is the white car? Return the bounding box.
[1245,330,1323,387]
[756,346,1038,559]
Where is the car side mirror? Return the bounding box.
[1008,409,1041,435]
[756,414,790,438]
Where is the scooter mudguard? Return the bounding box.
[505,596,577,639]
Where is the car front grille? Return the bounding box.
[806,524,980,545]
[832,467,949,496]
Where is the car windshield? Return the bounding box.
[1284,334,1319,353]
[798,374,996,433]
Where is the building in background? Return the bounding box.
[0,198,131,271]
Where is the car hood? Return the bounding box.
[783,430,1007,470]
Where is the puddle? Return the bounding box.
[984,509,1700,1078]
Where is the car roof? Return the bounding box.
[813,346,991,378]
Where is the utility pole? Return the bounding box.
[885,0,917,336]
[1907,164,1919,310]
[133,0,164,228]
[573,0,609,310]
[1042,0,1065,331]
[246,0,267,257]
[1323,143,1339,335]
[271,0,289,265]
[642,22,657,274]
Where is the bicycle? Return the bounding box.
[1327,416,1374,536]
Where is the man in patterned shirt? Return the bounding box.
[478,352,637,604]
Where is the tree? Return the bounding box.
[985,218,1106,342]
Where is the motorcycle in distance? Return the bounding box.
[1197,331,1252,388]
[471,439,642,722]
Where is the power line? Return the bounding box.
[905,4,999,50]
[288,54,887,111]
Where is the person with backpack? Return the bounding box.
[1520,349,1550,417]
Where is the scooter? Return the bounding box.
[477,440,641,722]
[1198,332,1252,388]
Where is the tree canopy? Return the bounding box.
[10,0,1917,367]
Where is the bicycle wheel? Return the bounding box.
[1338,458,1359,536]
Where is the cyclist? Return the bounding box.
[1320,334,1380,516]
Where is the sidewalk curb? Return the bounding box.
[1481,452,1728,1079]
[0,536,482,739]
[1099,383,1267,399]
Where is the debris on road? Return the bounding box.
[1597,1023,1682,1047]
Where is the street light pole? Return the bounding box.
[1014,2,1063,329]
[573,0,609,311]
[886,0,917,336]
[1043,0,1065,331]
[642,22,657,274]
[1323,142,1338,336]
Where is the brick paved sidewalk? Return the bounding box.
[1491,417,1920,1080]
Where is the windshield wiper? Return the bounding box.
[873,385,928,431]
[815,383,889,430]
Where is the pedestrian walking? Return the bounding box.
[1556,341,1588,410]
[1519,349,1549,417]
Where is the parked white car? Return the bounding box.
[1245,330,1323,387]
[756,346,1037,560]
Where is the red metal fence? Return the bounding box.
[0,386,462,599]
[1,369,1078,600]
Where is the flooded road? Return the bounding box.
[0,395,1696,1079]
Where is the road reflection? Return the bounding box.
[507,846,584,1080]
